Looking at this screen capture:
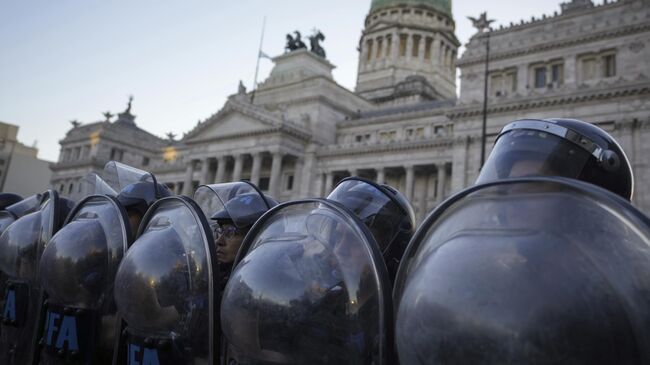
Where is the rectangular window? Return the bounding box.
[376,37,383,59]
[434,125,444,135]
[506,70,517,93]
[551,63,563,84]
[534,67,547,88]
[258,177,270,191]
[424,37,433,59]
[491,74,503,96]
[405,128,414,138]
[581,57,597,81]
[385,35,392,57]
[412,35,421,57]
[286,175,294,191]
[142,157,150,166]
[603,54,616,77]
[416,127,425,138]
[399,34,408,57]
[366,40,374,61]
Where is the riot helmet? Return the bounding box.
[477,118,634,200]
[105,161,172,235]
[5,194,42,219]
[394,177,650,364]
[327,177,415,281]
[0,194,22,210]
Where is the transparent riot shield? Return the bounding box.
[37,194,131,364]
[194,181,274,230]
[394,177,650,364]
[104,161,158,196]
[221,199,393,365]
[114,196,218,365]
[79,173,118,198]
[0,190,62,365]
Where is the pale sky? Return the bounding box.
[0,0,588,162]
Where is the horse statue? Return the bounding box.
[285,31,307,53]
[309,30,326,58]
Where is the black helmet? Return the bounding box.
[0,193,23,210]
[211,192,277,230]
[477,118,634,200]
[327,177,416,281]
[117,181,172,215]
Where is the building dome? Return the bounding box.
[370,0,452,16]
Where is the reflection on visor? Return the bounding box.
[478,130,592,184]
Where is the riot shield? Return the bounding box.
[221,199,393,364]
[194,181,275,230]
[114,196,218,365]
[79,173,118,198]
[37,194,131,364]
[393,177,650,364]
[0,193,41,237]
[0,190,63,365]
[104,161,158,198]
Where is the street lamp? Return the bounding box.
[468,12,495,168]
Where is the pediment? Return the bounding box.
[186,110,276,143]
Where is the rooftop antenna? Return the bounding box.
[251,16,268,104]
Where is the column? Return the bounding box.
[349,168,358,177]
[269,152,283,197]
[215,156,226,183]
[376,167,385,185]
[437,163,447,201]
[405,165,415,202]
[325,171,334,194]
[182,161,194,196]
[250,152,262,186]
[418,34,426,62]
[314,172,324,197]
[391,30,399,60]
[200,158,211,185]
[293,158,304,199]
[232,154,243,181]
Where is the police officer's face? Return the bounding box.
[215,223,245,264]
[127,210,143,237]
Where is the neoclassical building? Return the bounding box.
[50,0,650,221]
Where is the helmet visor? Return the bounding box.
[477,130,592,184]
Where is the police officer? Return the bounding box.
[212,192,277,289]
[393,118,650,364]
[476,118,633,200]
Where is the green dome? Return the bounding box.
[370,0,452,16]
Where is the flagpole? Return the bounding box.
[251,16,267,104]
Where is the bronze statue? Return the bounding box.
[468,12,494,33]
[103,111,114,122]
[125,95,134,113]
[166,132,176,141]
[70,120,81,128]
[309,30,326,58]
[285,31,307,52]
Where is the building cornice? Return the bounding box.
[458,21,650,67]
[317,137,454,157]
[448,82,650,119]
[50,157,106,172]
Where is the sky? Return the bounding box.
[0,0,582,162]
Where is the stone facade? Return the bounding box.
[50,0,650,221]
